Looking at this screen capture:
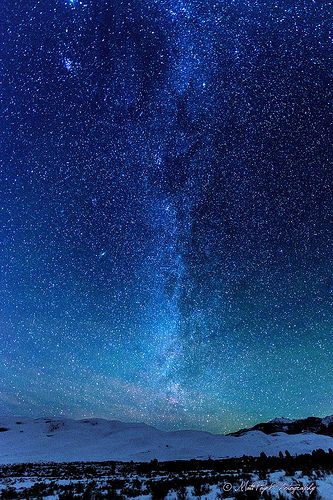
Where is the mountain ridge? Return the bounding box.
[1,414,333,464]
[228,415,333,437]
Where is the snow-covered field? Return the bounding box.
[1,416,333,464]
[2,417,333,498]
[1,461,333,499]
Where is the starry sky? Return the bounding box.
[1,0,332,433]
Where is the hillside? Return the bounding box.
[1,416,333,464]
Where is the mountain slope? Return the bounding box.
[229,415,333,437]
[1,416,333,464]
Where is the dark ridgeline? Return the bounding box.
[230,416,333,438]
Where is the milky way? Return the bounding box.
[1,0,332,432]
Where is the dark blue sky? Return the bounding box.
[1,0,332,432]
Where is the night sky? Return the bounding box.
[1,0,332,433]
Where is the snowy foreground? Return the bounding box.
[1,455,333,499]
[2,417,333,498]
[1,416,333,464]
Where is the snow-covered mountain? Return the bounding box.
[1,416,333,464]
[229,415,333,437]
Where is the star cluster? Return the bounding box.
[1,0,332,432]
